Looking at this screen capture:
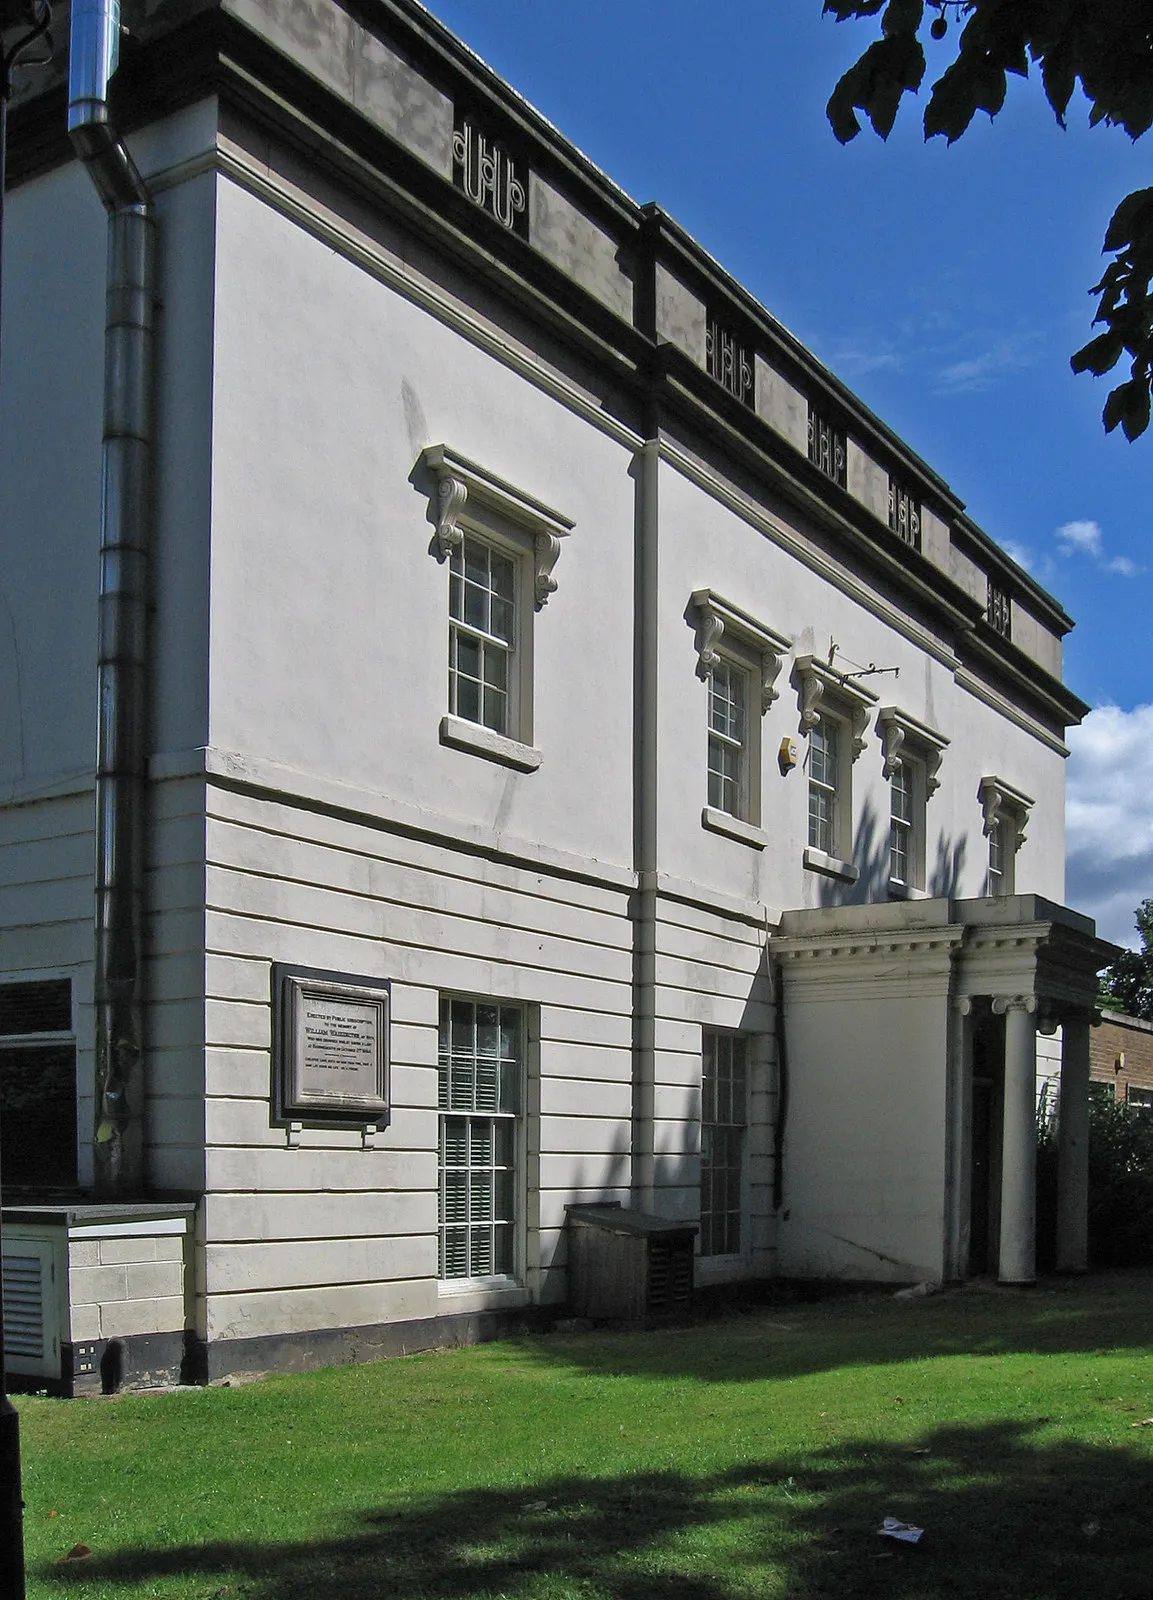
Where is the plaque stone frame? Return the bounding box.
[272,964,391,1127]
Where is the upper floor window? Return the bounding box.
[420,445,573,773]
[808,407,846,488]
[449,536,516,735]
[707,659,749,818]
[794,655,877,882]
[979,775,1033,897]
[889,758,914,886]
[692,591,790,850]
[808,718,840,857]
[877,706,949,897]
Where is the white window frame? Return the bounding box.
[436,994,525,1288]
[877,706,949,897]
[699,1029,748,1260]
[691,590,790,851]
[421,444,573,773]
[978,775,1033,897]
[794,655,878,883]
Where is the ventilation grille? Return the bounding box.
[646,1238,693,1318]
[0,979,71,1036]
[2,1251,45,1359]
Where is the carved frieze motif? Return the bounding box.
[453,116,527,232]
[706,315,753,406]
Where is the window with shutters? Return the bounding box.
[0,976,77,1192]
[437,996,522,1282]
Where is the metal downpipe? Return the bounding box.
[68,0,156,1195]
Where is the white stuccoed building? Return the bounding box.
[0,0,1114,1390]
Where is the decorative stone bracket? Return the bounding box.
[792,655,878,760]
[419,443,574,610]
[690,590,791,714]
[978,774,1034,848]
[876,705,949,796]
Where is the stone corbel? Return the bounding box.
[879,717,905,779]
[690,590,791,711]
[760,650,785,715]
[434,474,468,559]
[925,744,944,799]
[694,608,726,677]
[798,667,824,732]
[534,532,562,608]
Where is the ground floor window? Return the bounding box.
[437,996,521,1280]
[700,1030,747,1257]
[0,977,76,1191]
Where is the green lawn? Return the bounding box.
[16,1275,1153,1600]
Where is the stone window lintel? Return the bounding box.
[877,705,950,795]
[979,774,1034,846]
[793,655,878,761]
[691,590,792,713]
[420,443,574,609]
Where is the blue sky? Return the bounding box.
[431,0,1153,947]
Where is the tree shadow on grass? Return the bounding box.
[42,1420,1153,1600]
[516,1274,1153,1388]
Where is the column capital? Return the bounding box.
[992,994,1037,1016]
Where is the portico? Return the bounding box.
[774,896,1115,1286]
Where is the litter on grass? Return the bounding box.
[878,1517,923,1544]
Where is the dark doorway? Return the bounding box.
[969,1008,1005,1276]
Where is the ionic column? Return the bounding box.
[994,995,1037,1284]
[1056,1013,1092,1273]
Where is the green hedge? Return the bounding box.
[1037,1095,1153,1269]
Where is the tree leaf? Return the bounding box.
[1070,330,1126,377]
[1121,375,1152,441]
[1104,189,1153,253]
[882,0,922,37]
[1102,384,1127,434]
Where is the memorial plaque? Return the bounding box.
[273,965,390,1124]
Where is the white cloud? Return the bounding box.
[1066,704,1153,949]
[1056,519,1102,558]
[935,334,1038,393]
[1055,519,1143,577]
[1000,539,1036,574]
